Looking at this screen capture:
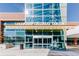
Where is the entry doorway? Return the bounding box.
[33,36,53,48]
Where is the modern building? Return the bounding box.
[67,23,79,46]
[0,3,67,50]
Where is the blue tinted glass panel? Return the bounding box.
[34,3,42,9]
[4,31,15,36]
[33,17,42,22]
[26,4,32,9]
[54,3,60,9]
[54,10,61,15]
[44,3,52,9]
[6,29,15,31]
[16,32,25,35]
[34,10,42,16]
[44,16,52,22]
[43,10,52,15]
[54,16,61,22]
[26,17,33,22]
[15,29,25,31]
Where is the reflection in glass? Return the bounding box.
[26,17,33,22]
[43,10,52,15]
[33,10,42,15]
[54,10,60,15]
[54,3,60,9]
[33,17,42,22]
[26,4,32,9]
[44,3,52,9]
[16,32,25,36]
[54,16,61,22]
[44,16,52,22]
[34,3,42,9]
[16,36,24,43]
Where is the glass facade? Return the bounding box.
[3,3,66,50]
[4,29,65,50]
[4,29,25,45]
[25,3,61,23]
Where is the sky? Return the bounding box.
[0,3,24,12]
[0,3,78,22]
[67,3,79,22]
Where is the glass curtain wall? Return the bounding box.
[25,3,61,23]
[4,29,65,49]
[4,29,25,45]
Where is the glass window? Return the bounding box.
[48,38,52,43]
[34,3,42,9]
[4,36,15,43]
[44,3,52,9]
[4,31,15,36]
[34,38,42,44]
[54,10,60,15]
[15,29,25,31]
[44,16,52,22]
[26,4,32,9]
[53,30,61,35]
[34,45,42,48]
[43,38,48,43]
[33,17,42,22]
[16,32,25,35]
[16,36,24,43]
[25,30,32,35]
[53,36,58,42]
[33,30,42,35]
[34,38,38,43]
[53,3,60,9]
[53,35,64,49]
[33,10,42,16]
[39,38,42,43]
[26,17,33,22]
[43,30,52,35]
[43,10,52,15]
[25,43,32,48]
[43,45,48,48]
[54,16,61,22]
[26,36,32,42]
[60,30,64,35]
[6,29,15,31]
[59,36,64,42]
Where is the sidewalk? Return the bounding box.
[0,45,49,56]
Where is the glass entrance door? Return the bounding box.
[34,38,42,48]
[33,37,52,48]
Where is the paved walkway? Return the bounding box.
[48,49,79,56]
[0,45,49,56]
[1,44,79,56]
[48,51,79,56]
